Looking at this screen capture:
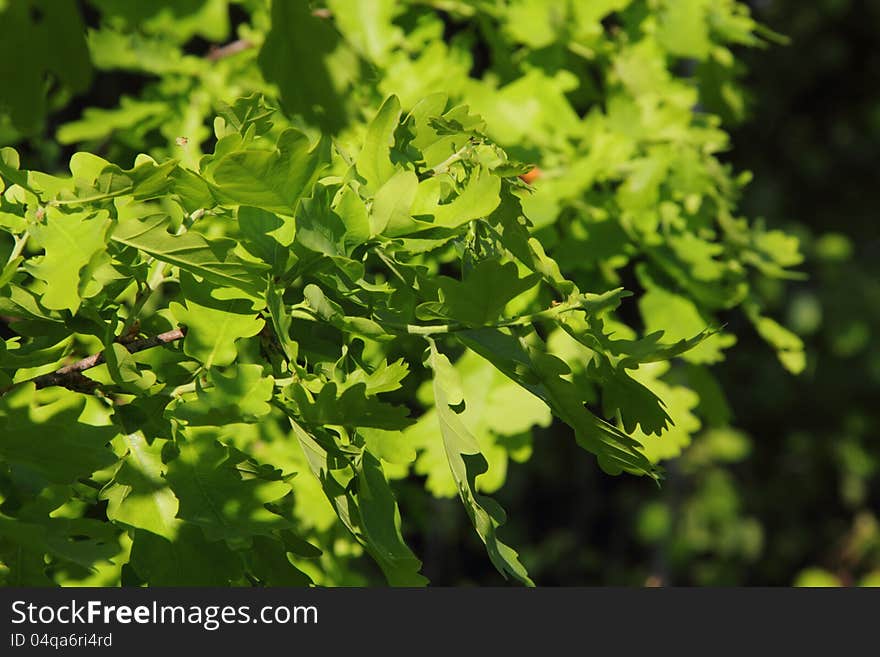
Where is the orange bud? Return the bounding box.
[518,166,542,184]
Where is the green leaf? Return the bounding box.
[0,386,118,485]
[345,358,410,395]
[245,535,313,586]
[567,318,713,368]
[102,434,179,540]
[111,213,269,297]
[0,146,27,193]
[425,340,533,585]
[287,419,427,586]
[24,208,111,313]
[746,228,804,278]
[48,153,178,205]
[0,513,118,578]
[172,365,274,425]
[57,97,167,145]
[328,0,401,64]
[302,283,392,341]
[258,1,349,133]
[504,0,564,49]
[169,298,264,369]
[657,0,712,59]
[592,360,672,436]
[104,342,158,394]
[360,427,417,465]
[408,350,548,496]
[266,282,299,365]
[284,381,413,431]
[237,206,295,274]
[0,529,53,585]
[357,95,402,193]
[215,93,277,138]
[333,185,372,252]
[295,185,347,257]
[164,433,292,541]
[747,308,806,375]
[417,260,539,326]
[113,393,175,443]
[87,0,231,41]
[639,283,735,365]
[410,167,501,234]
[628,362,701,463]
[356,451,428,585]
[128,525,242,586]
[372,169,419,236]
[552,316,705,435]
[0,334,72,376]
[459,329,658,478]
[0,0,92,135]
[211,128,329,215]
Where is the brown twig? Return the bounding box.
[11,327,187,393]
[204,8,331,62]
[205,39,253,61]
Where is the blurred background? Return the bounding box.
[1,0,877,586]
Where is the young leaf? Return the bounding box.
[356,451,428,585]
[102,434,180,540]
[287,419,428,586]
[417,260,540,326]
[0,386,118,485]
[111,214,269,297]
[245,536,313,586]
[169,298,264,369]
[24,208,112,313]
[211,128,329,215]
[128,525,242,586]
[258,0,349,133]
[459,329,659,478]
[357,95,403,193]
[171,364,274,426]
[164,434,293,541]
[425,340,534,585]
[237,206,296,274]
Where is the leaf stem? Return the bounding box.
[50,188,132,207]
[430,143,473,176]
[398,302,576,335]
[7,230,29,263]
[121,261,171,335]
[295,295,582,337]
[374,249,411,287]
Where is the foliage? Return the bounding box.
[0,0,809,586]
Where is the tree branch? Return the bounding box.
[7,327,187,394]
[205,39,253,61]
